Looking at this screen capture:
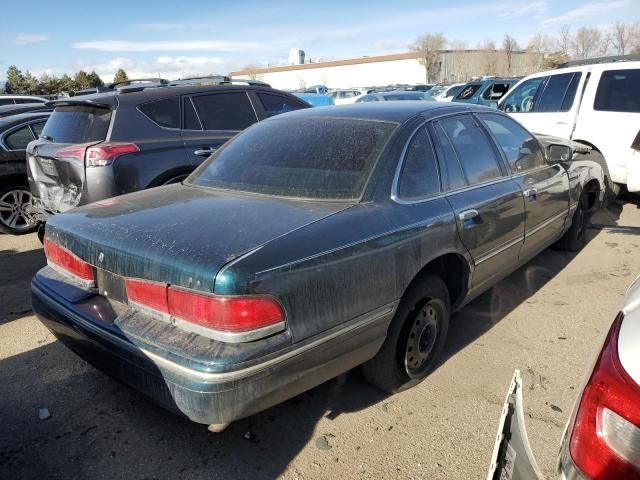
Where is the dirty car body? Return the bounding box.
[32,102,604,427]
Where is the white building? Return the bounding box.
[230,50,543,90]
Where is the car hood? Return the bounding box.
[45,184,353,292]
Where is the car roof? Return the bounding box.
[267,101,489,123]
[55,84,292,107]
[0,103,52,114]
[0,111,51,129]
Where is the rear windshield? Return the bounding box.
[383,93,426,101]
[188,117,397,200]
[41,105,111,143]
[456,84,481,100]
[594,69,640,113]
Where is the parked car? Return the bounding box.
[433,83,466,102]
[489,274,640,480]
[0,103,52,118]
[328,89,366,105]
[404,84,434,92]
[32,102,603,431]
[0,112,50,234]
[498,56,640,194]
[26,81,310,220]
[72,77,170,97]
[453,78,519,106]
[355,91,434,102]
[293,93,334,107]
[0,95,47,106]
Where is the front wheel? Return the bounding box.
[362,274,450,393]
[0,183,38,235]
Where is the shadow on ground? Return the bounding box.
[0,197,636,479]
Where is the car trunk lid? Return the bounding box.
[44,184,353,294]
[27,101,114,213]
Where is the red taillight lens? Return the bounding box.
[124,279,285,340]
[85,143,139,167]
[125,279,169,315]
[43,237,95,285]
[167,287,284,333]
[53,144,88,161]
[569,312,640,479]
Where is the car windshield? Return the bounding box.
[188,116,397,200]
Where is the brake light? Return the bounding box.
[43,237,95,286]
[52,142,138,167]
[569,312,640,479]
[85,143,139,167]
[124,279,285,341]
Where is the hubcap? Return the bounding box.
[0,189,36,232]
[404,301,439,377]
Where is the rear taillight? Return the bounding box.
[124,279,285,342]
[569,312,640,479]
[53,142,138,167]
[632,131,640,151]
[43,236,95,286]
[85,143,139,167]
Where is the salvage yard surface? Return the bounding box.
[1,197,639,480]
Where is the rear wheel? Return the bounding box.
[0,183,37,235]
[556,193,588,252]
[362,274,450,393]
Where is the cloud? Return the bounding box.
[498,1,548,19]
[541,0,629,25]
[15,34,50,45]
[71,40,280,53]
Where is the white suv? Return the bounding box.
[498,58,640,193]
[328,89,366,105]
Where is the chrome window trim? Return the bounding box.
[0,118,46,152]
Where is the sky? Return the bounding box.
[1,0,638,82]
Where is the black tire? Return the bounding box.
[0,182,37,235]
[362,274,450,393]
[556,193,588,252]
[579,150,617,203]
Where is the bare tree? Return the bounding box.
[573,27,601,59]
[411,33,447,82]
[599,33,612,57]
[477,39,496,50]
[556,24,573,58]
[503,34,520,74]
[611,22,635,55]
[449,39,469,51]
[528,32,553,54]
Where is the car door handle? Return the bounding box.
[194,148,218,156]
[524,188,537,201]
[458,209,479,222]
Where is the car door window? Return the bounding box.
[429,122,467,190]
[479,113,545,172]
[4,125,35,150]
[138,97,180,128]
[536,73,577,113]
[192,92,258,131]
[257,93,304,118]
[397,127,440,200]
[30,121,46,138]
[594,69,640,113]
[500,77,546,113]
[0,98,14,106]
[183,97,201,130]
[560,73,582,111]
[440,115,503,184]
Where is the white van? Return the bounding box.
[498,57,640,193]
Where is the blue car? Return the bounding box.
[293,93,334,107]
[453,78,519,106]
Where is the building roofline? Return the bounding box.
[230,50,536,76]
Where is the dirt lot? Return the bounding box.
[1,196,639,480]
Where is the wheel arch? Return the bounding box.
[405,252,470,310]
[147,166,195,188]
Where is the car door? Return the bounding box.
[182,91,258,165]
[478,113,570,260]
[429,114,525,296]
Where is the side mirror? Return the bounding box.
[547,144,572,163]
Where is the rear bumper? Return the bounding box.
[31,275,394,425]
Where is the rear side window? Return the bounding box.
[429,123,467,190]
[192,92,258,131]
[479,113,544,172]
[257,93,304,118]
[594,69,640,113]
[41,106,111,143]
[30,121,46,137]
[439,115,502,184]
[456,84,481,100]
[4,125,35,149]
[0,98,14,106]
[536,73,579,112]
[397,127,440,200]
[139,97,180,128]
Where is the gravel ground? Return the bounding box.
[1,196,639,480]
